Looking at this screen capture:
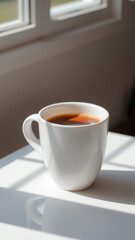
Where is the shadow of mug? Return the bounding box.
[74,170,135,205]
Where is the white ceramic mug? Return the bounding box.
[22,102,109,191]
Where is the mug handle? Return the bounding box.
[22,114,42,155]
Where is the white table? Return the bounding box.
[0,132,135,240]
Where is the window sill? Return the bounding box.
[0,14,127,76]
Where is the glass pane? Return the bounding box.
[0,0,19,24]
[51,0,78,7]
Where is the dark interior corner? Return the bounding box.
[111,80,135,137]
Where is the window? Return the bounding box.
[0,0,122,52]
[50,0,107,20]
[0,0,29,33]
[47,0,109,35]
[0,0,42,52]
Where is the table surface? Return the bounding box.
[0,132,135,240]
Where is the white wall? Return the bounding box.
[0,1,135,158]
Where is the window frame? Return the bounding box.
[0,0,43,52]
[43,0,113,36]
[0,0,122,52]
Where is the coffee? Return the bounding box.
[46,113,101,125]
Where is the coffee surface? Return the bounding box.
[46,113,101,125]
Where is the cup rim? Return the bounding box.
[38,102,109,128]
